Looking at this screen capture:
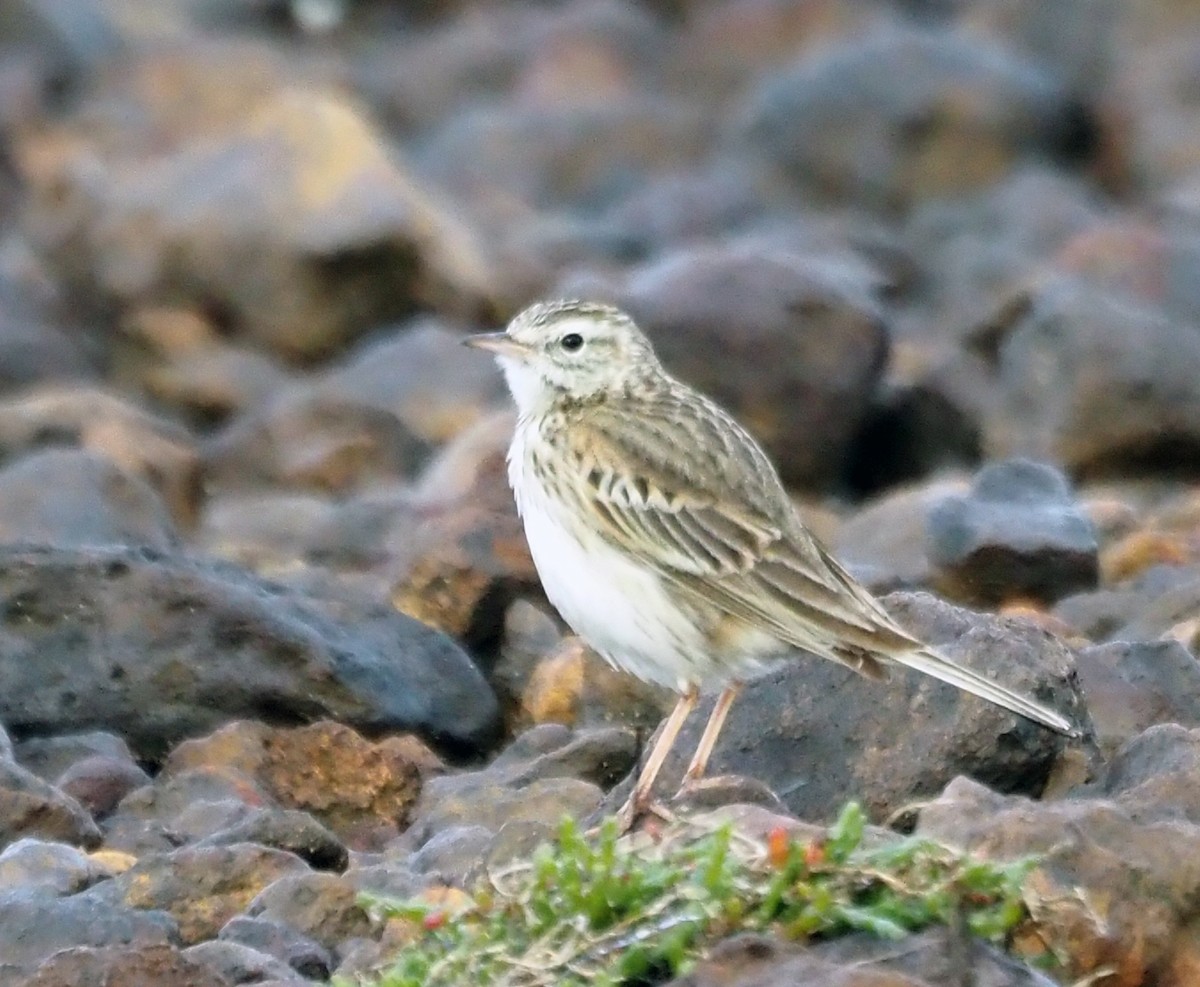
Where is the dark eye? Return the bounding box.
[560,333,584,352]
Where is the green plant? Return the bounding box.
[344,803,1037,987]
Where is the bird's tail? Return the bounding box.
[892,647,1079,738]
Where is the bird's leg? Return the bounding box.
[676,682,741,794]
[615,685,698,831]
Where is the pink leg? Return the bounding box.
[677,682,741,792]
[615,685,698,831]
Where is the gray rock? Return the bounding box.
[245,871,371,955]
[1074,640,1200,757]
[738,27,1093,211]
[56,755,151,819]
[0,838,106,896]
[0,891,178,980]
[14,731,137,784]
[927,459,1099,606]
[194,808,349,871]
[182,940,300,985]
[611,591,1085,823]
[0,544,500,759]
[18,943,227,987]
[0,449,178,549]
[218,915,332,981]
[406,824,494,886]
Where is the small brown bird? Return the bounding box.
[466,300,1076,830]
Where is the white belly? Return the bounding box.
[508,424,717,689]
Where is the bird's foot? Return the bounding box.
[613,793,676,834]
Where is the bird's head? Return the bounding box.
[464,300,660,414]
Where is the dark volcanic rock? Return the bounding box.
[1074,640,1200,757]
[181,939,299,985]
[0,838,106,896]
[668,926,1051,986]
[615,591,1085,823]
[739,27,1094,211]
[615,242,890,490]
[13,730,136,783]
[244,871,372,954]
[218,915,332,981]
[987,278,1200,478]
[55,754,151,819]
[927,459,1099,606]
[0,545,500,759]
[194,807,349,871]
[0,891,178,982]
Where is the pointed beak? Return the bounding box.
[462,332,531,360]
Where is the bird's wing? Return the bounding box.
[551,393,916,662]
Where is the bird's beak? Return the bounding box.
[462,332,531,360]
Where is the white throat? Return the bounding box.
[497,356,553,417]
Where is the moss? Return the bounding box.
[344,803,1036,987]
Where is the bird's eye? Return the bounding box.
[560,333,584,352]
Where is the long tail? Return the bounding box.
[892,647,1079,738]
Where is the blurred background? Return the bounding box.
[0,0,1199,723]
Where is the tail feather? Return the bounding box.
[892,647,1079,738]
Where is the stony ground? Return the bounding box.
[2,1,1200,985]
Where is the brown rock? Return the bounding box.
[166,721,440,851]
[21,76,497,360]
[246,871,372,953]
[203,385,430,496]
[0,759,100,851]
[83,842,309,944]
[22,943,227,987]
[388,410,536,640]
[0,386,201,528]
[918,772,1200,985]
[55,754,151,819]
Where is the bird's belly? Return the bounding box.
[518,490,716,689]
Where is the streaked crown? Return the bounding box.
[475,300,662,413]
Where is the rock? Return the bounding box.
[0,545,500,759]
[102,767,271,856]
[197,492,338,571]
[738,27,1095,212]
[83,843,310,945]
[0,449,178,549]
[614,591,1084,823]
[20,944,227,987]
[12,730,135,782]
[917,770,1200,983]
[986,277,1200,479]
[834,477,967,593]
[387,410,537,641]
[0,758,101,851]
[1054,564,1200,643]
[668,926,1051,986]
[927,459,1099,606]
[116,305,293,428]
[218,915,332,981]
[55,755,151,819]
[165,720,440,852]
[0,838,106,896]
[0,387,202,529]
[1073,641,1200,757]
[612,242,889,490]
[203,385,430,496]
[21,82,497,360]
[405,824,494,886]
[1101,724,1200,826]
[181,940,299,985]
[244,871,372,954]
[0,891,177,982]
[317,317,506,445]
[194,807,349,871]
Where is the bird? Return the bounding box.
[464,299,1078,830]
